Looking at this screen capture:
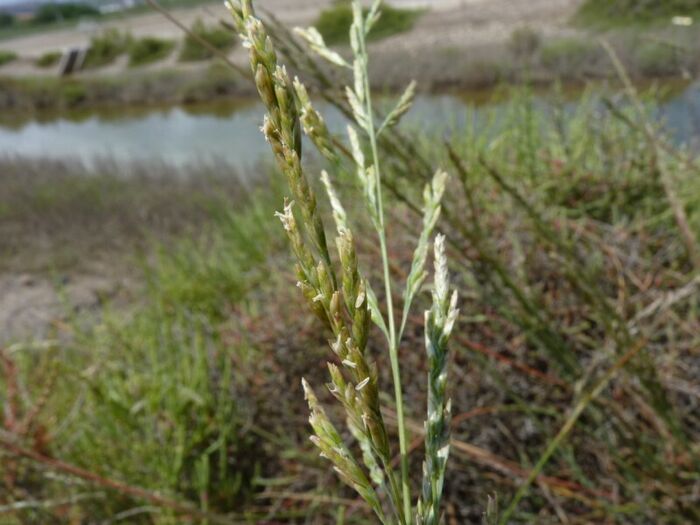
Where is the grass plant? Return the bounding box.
[0,164,286,522]
[229,1,458,522]
[2,83,699,523]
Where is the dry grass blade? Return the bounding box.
[499,338,647,523]
[0,435,242,525]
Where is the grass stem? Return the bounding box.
[359,24,412,525]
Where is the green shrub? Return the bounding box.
[635,42,682,76]
[60,82,88,107]
[179,62,241,103]
[33,2,99,24]
[315,1,423,45]
[35,50,62,67]
[83,29,130,69]
[577,0,700,25]
[128,36,175,67]
[0,49,17,66]
[178,19,235,61]
[0,12,15,28]
[509,26,542,60]
[540,37,598,77]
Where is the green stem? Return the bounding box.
[359,35,412,525]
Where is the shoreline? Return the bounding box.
[0,58,695,119]
[0,44,700,118]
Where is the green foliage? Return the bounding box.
[150,182,284,318]
[178,19,236,61]
[508,26,542,60]
[577,0,700,25]
[128,36,175,66]
[59,81,88,106]
[315,1,423,45]
[0,11,14,28]
[33,2,100,24]
[635,42,682,76]
[0,49,17,65]
[83,29,131,69]
[69,311,256,509]
[540,37,599,77]
[35,50,62,67]
[1,172,285,520]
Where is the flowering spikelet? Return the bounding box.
[302,379,385,520]
[229,0,332,274]
[417,234,458,525]
[400,170,448,340]
[294,78,339,163]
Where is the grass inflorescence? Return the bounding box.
[229,1,458,522]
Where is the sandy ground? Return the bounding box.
[0,273,131,344]
[376,0,580,52]
[0,0,583,75]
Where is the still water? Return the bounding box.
[1,82,699,170]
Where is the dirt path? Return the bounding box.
[379,0,580,52]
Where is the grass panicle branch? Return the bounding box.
[399,170,448,343]
[417,235,458,525]
[302,378,386,521]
